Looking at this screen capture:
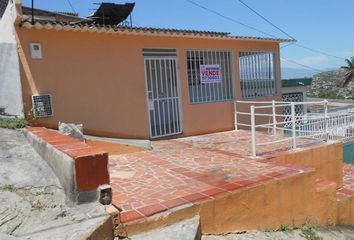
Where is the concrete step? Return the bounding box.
[125,216,200,240]
[110,167,344,238]
[310,178,337,225]
[337,187,354,225]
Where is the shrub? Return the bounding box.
[0,117,28,129]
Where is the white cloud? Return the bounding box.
[333,51,354,58]
[296,55,328,66]
[281,55,329,69]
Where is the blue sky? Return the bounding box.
[22,0,353,72]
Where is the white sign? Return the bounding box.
[200,64,222,84]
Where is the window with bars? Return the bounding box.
[239,51,277,99]
[186,49,234,103]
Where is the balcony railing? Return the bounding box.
[234,100,354,157]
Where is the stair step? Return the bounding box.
[315,178,336,191]
[337,187,354,201]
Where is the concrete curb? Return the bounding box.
[85,134,152,149]
[23,127,111,204]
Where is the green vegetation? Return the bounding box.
[341,57,354,87]
[316,89,345,99]
[341,57,354,99]
[279,224,293,234]
[35,189,54,196]
[0,184,16,192]
[300,225,322,240]
[0,117,27,129]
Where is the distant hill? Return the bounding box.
[308,69,353,99]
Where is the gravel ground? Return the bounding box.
[0,128,109,239]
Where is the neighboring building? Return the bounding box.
[12,2,293,139]
[0,0,23,116]
[282,78,312,123]
[282,78,312,102]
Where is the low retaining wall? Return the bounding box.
[24,127,110,204]
[264,142,343,188]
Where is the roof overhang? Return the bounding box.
[19,20,295,43]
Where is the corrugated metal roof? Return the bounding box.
[20,19,295,43]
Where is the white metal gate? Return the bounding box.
[143,49,182,138]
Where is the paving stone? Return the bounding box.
[109,130,310,223]
[337,163,354,199]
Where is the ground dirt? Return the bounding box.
[0,128,109,239]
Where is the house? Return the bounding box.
[282,77,312,117]
[282,78,312,103]
[12,1,293,139]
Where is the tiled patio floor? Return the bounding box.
[337,163,354,200]
[109,130,316,223]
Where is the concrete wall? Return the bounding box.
[24,127,110,204]
[16,26,282,139]
[282,85,309,99]
[0,0,23,116]
[264,142,344,188]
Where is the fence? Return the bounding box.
[234,100,354,157]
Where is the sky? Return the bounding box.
[22,0,354,73]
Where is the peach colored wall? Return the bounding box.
[16,27,281,139]
[265,142,344,187]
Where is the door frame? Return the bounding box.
[143,51,183,139]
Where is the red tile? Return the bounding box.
[233,179,257,187]
[35,131,59,138]
[182,193,209,203]
[137,204,168,217]
[220,183,243,192]
[181,171,202,178]
[251,175,274,183]
[161,197,189,209]
[201,188,227,197]
[75,153,109,191]
[55,142,90,152]
[66,148,106,158]
[265,171,283,177]
[206,180,229,187]
[338,188,354,196]
[50,140,81,147]
[120,210,144,223]
[171,167,189,173]
[26,127,46,133]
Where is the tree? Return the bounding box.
[341,57,354,99]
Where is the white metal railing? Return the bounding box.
[234,100,354,157]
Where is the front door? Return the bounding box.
[143,49,182,138]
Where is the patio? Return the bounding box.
[108,130,321,223]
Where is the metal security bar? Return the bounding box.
[186,49,234,103]
[239,51,276,99]
[32,94,53,117]
[144,56,182,138]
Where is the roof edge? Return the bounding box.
[19,19,294,43]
